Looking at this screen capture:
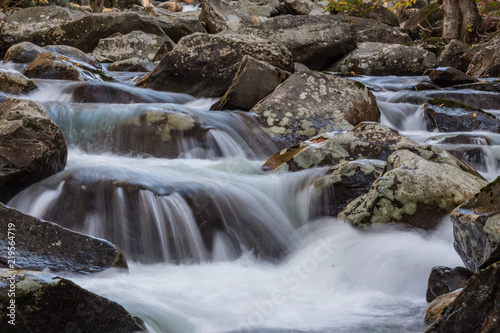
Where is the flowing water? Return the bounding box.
[6,67,500,332]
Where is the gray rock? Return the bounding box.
[3,42,45,63]
[157,1,183,11]
[252,71,379,146]
[282,0,314,15]
[0,203,127,273]
[234,1,276,18]
[211,55,291,111]
[347,4,399,27]
[0,99,67,203]
[330,42,437,76]
[426,266,473,302]
[44,44,101,69]
[108,57,156,72]
[467,35,500,78]
[438,39,472,72]
[429,67,477,87]
[402,2,443,38]
[154,9,207,43]
[136,31,294,97]
[0,69,37,94]
[199,0,241,33]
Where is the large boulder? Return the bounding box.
[0,203,127,273]
[211,55,291,111]
[426,262,500,333]
[429,68,477,87]
[136,31,294,97]
[452,176,500,272]
[0,69,37,94]
[282,0,315,15]
[44,44,101,69]
[338,149,487,229]
[424,98,500,133]
[153,9,207,43]
[346,4,399,27]
[437,39,472,72]
[199,0,241,33]
[92,30,174,62]
[252,71,379,146]
[3,42,45,63]
[426,266,474,302]
[0,270,145,332]
[0,99,67,203]
[329,42,437,76]
[467,35,500,78]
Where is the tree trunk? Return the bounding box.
[442,0,481,44]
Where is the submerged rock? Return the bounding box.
[0,69,37,94]
[252,71,378,146]
[0,269,144,332]
[0,203,127,273]
[426,266,473,302]
[0,98,67,203]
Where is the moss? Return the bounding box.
[427,98,482,112]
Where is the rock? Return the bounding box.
[101,0,142,9]
[347,16,412,45]
[418,37,448,57]
[252,71,378,146]
[136,31,294,97]
[1,6,86,46]
[402,2,443,38]
[93,30,174,62]
[23,52,110,81]
[282,0,314,15]
[199,0,241,33]
[44,44,101,69]
[426,262,500,333]
[437,39,472,72]
[313,159,385,217]
[210,55,290,111]
[0,203,127,273]
[108,57,156,72]
[429,68,477,87]
[234,0,278,18]
[329,42,437,76]
[157,1,183,11]
[467,35,500,78]
[153,9,207,43]
[424,98,500,133]
[425,289,461,326]
[452,81,500,93]
[426,266,473,302]
[0,99,67,203]
[338,149,486,229]
[347,4,399,27]
[3,42,45,63]
[0,69,37,94]
[451,176,500,271]
[0,270,145,332]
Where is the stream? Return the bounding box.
[6,67,500,332]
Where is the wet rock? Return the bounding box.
[3,42,45,63]
[136,31,294,97]
[0,270,145,332]
[314,159,385,217]
[467,35,500,78]
[199,0,241,33]
[411,82,441,91]
[157,1,183,11]
[387,90,500,110]
[402,2,443,38]
[108,57,156,72]
[425,289,461,326]
[282,0,314,15]
[429,68,477,87]
[92,30,174,62]
[44,44,101,69]
[252,71,378,146]
[0,98,67,203]
[153,10,207,43]
[211,55,290,111]
[0,203,127,273]
[452,81,500,93]
[426,266,473,302]
[426,262,500,333]
[437,39,472,72]
[330,42,437,76]
[451,176,500,271]
[424,98,500,133]
[0,69,37,94]
[338,149,486,229]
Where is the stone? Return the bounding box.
[0,99,67,203]
[346,4,399,27]
[0,203,127,273]
[210,55,290,111]
[0,69,37,94]
[199,0,241,33]
[3,42,45,63]
[429,68,477,87]
[136,31,294,97]
[252,71,378,146]
[330,42,437,76]
[282,0,314,15]
[402,2,443,39]
[426,266,473,302]
[425,289,461,326]
[153,9,207,43]
[44,44,101,69]
[424,98,500,133]
[157,1,183,11]
[108,57,156,72]
[452,176,500,271]
[92,30,174,62]
[467,35,500,78]
[437,39,472,72]
[234,0,277,18]
[338,149,487,229]
[0,270,145,332]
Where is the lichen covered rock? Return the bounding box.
[199,0,241,33]
[0,69,37,94]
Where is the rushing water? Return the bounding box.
[6,67,500,332]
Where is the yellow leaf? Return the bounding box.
[473,113,477,117]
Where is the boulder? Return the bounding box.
[429,68,477,87]
[402,2,443,38]
[153,9,207,43]
[329,42,437,76]
[347,16,412,45]
[0,270,145,332]
[452,81,500,93]
[44,44,101,69]
[0,69,37,94]
[426,262,500,333]
[437,39,472,72]
[0,99,67,203]
[346,4,399,27]
[426,266,473,302]
[108,57,156,72]
[210,55,290,111]
[234,0,278,17]
[92,30,174,62]
[424,98,500,133]
[282,0,314,15]
[199,0,241,33]
[3,42,45,63]
[452,176,500,271]
[467,35,500,78]
[252,71,379,146]
[425,290,461,326]
[313,159,385,217]
[338,149,486,229]
[0,203,127,273]
[157,1,183,11]
[136,31,294,97]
